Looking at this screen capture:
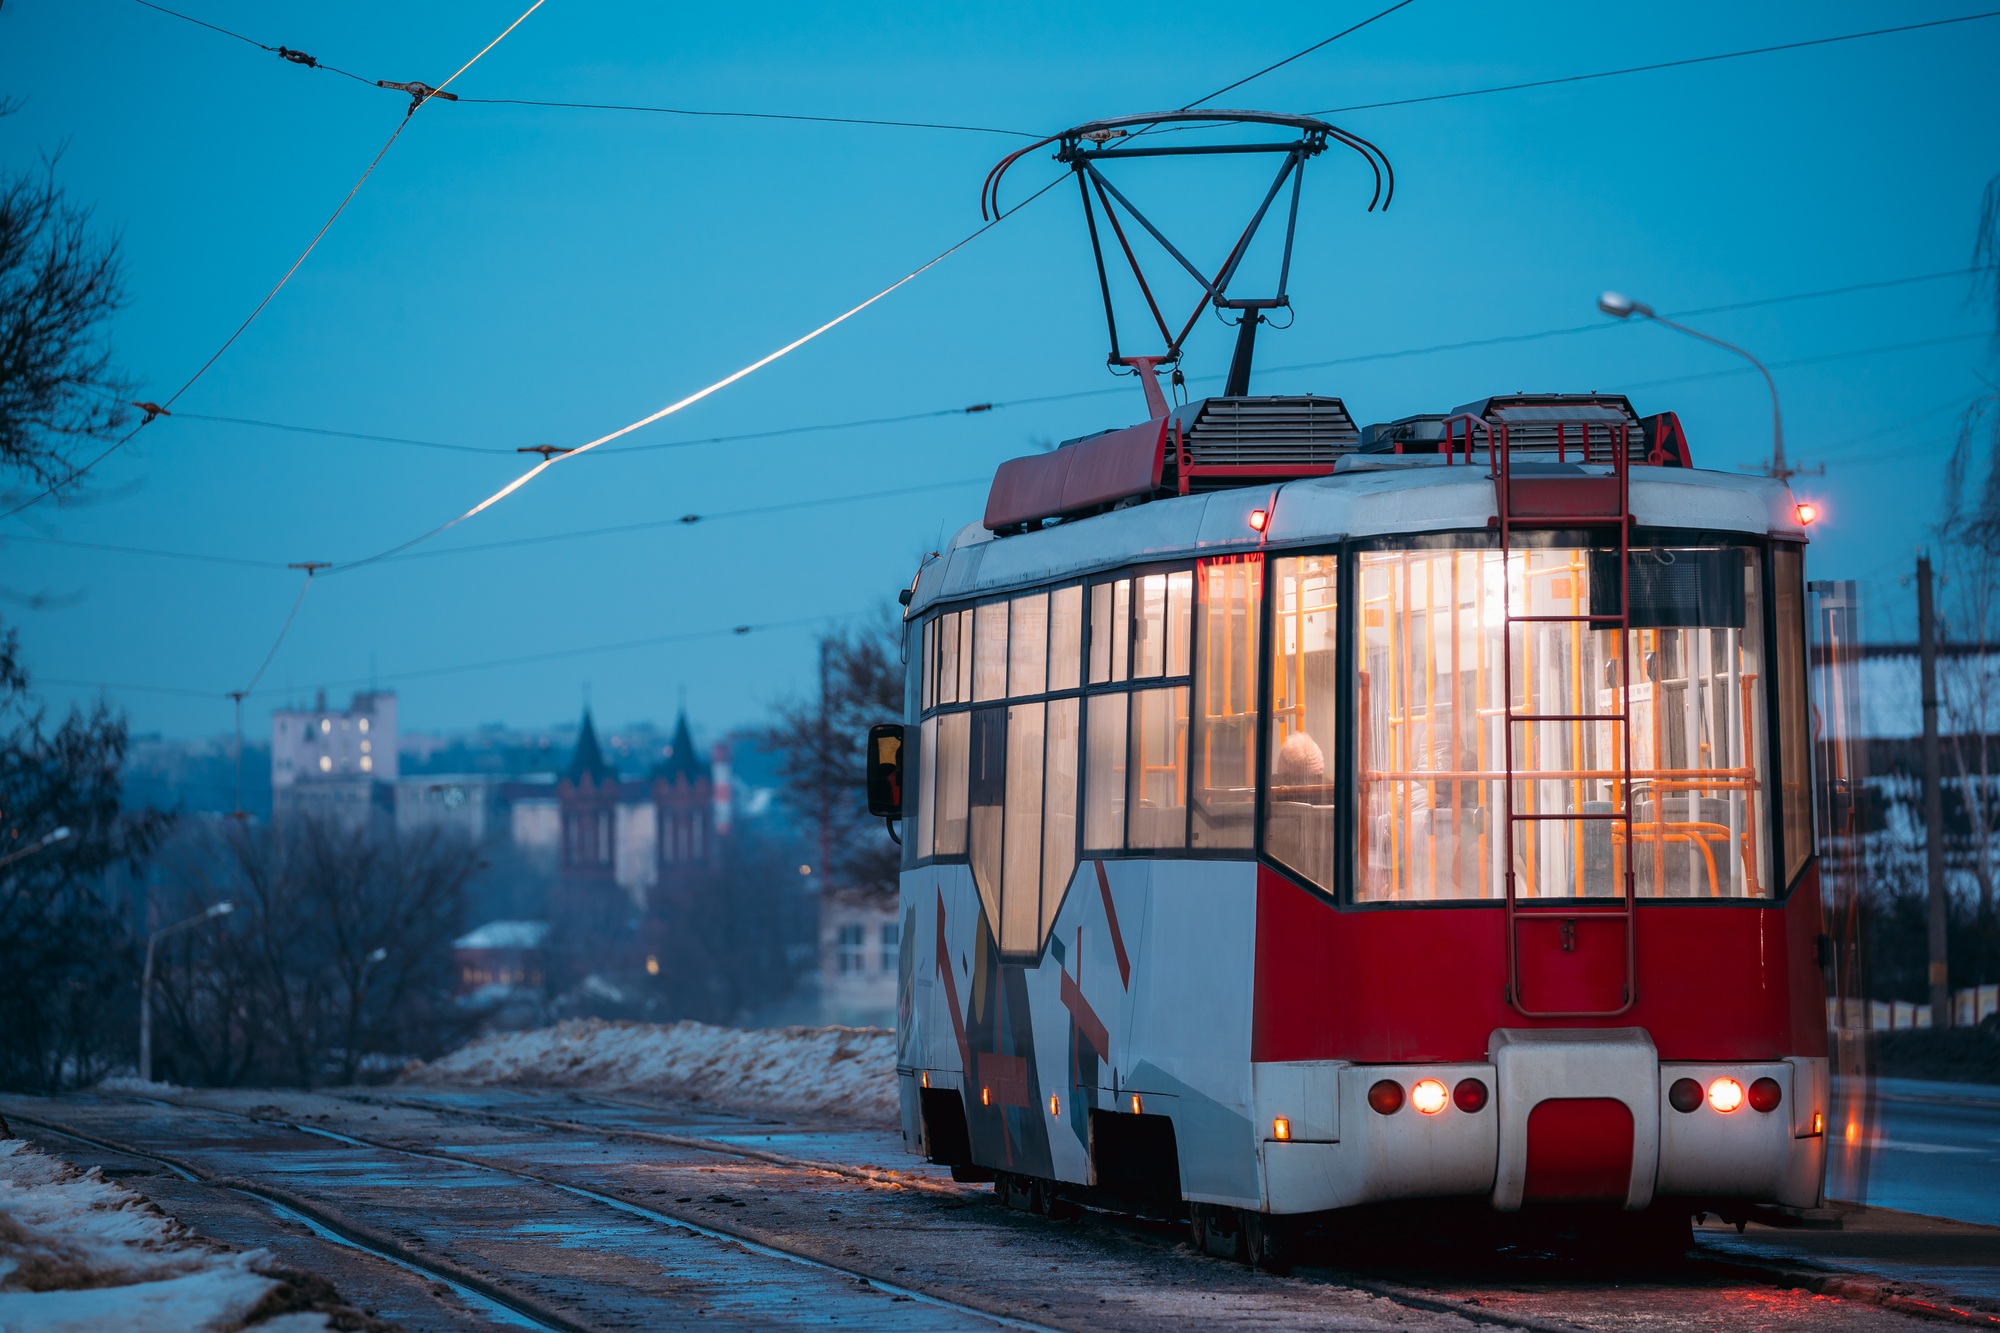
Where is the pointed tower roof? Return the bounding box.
[565,708,618,785]
[654,707,711,785]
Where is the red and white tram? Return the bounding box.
[870,115,1829,1265]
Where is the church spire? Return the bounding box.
[565,707,617,785]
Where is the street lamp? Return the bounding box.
[1598,290,1808,482]
[0,825,71,869]
[139,901,234,1084]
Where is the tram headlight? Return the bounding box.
[1367,1080,1404,1115]
[1411,1079,1449,1115]
[1707,1077,1745,1113]
[1748,1077,1783,1114]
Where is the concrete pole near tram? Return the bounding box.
[1917,554,1950,1029]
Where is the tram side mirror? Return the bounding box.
[866,724,905,818]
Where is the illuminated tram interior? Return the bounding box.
[915,537,1813,951]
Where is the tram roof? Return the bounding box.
[908,461,1806,615]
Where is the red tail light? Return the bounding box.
[1367,1080,1404,1115]
[1748,1077,1783,1113]
[1452,1078,1489,1113]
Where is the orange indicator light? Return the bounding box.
[920,1071,929,1089]
[1272,1117,1291,1141]
[1248,508,1268,532]
[1050,1094,1060,1116]
[1411,1079,1449,1115]
[1707,1077,1745,1113]
[1795,502,1819,525]
[1812,1111,1824,1136]
[1130,1093,1143,1115]
[981,1087,991,1107]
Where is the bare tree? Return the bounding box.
[150,815,479,1087]
[0,152,131,492]
[0,621,171,1090]
[759,608,905,899]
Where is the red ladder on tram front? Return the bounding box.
[1445,406,1639,1018]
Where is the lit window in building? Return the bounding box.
[359,717,370,733]
[880,922,901,972]
[320,718,331,733]
[361,756,373,772]
[319,755,332,772]
[360,740,371,754]
[837,923,865,974]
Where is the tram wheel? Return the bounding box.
[1189,1203,1246,1262]
[996,1171,1045,1214]
[1242,1211,1296,1274]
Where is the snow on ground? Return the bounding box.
[0,1138,329,1333]
[408,1019,898,1121]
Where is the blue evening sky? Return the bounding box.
[1,1,1995,743]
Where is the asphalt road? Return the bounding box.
[5,1084,1997,1333]
[1861,1078,2000,1227]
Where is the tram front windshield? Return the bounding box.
[1269,543,1796,903]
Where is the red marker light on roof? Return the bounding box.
[1795,502,1819,525]
[1249,509,1269,532]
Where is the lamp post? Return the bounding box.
[0,825,71,869]
[1598,291,1807,482]
[140,901,234,1084]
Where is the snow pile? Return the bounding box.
[408,1019,897,1120]
[0,1139,328,1332]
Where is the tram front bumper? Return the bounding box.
[1253,1035,1827,1215]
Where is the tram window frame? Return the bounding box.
[911,557,1245,955]
[1251,529,1807,912]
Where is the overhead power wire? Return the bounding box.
[6,1,545,523]
[1618,330,1987,392]
[41,611,857,702]
[109,263,1992,464]
[132,0,1038,137]
[1315,10,2000,115]
[347,476,990,569]
[130,0,379,87]
[332,173,1067,571]
[1184,0,1418,108]
[454,96,1037,138]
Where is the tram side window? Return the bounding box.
[1773,545,1813,885]
[1195,556,1264,849]
[1353,545,1772,903]
[1265,555,1338,889]
[921,588,1086,957]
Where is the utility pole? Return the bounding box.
[1918,554,1950,1028]
[140,901,234,1083]
[818,637,832,886]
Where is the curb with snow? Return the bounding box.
[403,1019,898,1121]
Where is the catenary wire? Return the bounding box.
[103,263,1994,464]
[130,0,379,86]
[330,173,1068,571]
[1183,0,1418,108]
[39,611,858,702]
[1314,10,2000,116]
[455,96,1037,138]
[3,1,546,521]
[338,476,989,570]
[22,335,1988,580]
[132,0,1038,137]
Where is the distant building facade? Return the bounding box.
[271,690,398,825]
[819,891,899,1028]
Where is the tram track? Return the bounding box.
[13,1088,1984,1332]
[7,1111,581,1333]
[26,1094,1065,1333]
[289,1088,1994,1332]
